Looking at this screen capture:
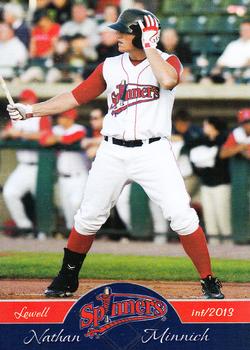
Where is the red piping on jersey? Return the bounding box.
[135,64,150,140]
[121,55,130,140]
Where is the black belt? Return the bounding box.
[59,173,81,178]
[104,136,161,147]
[22,162,37,166]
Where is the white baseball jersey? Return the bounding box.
[12,118,44,164]
[233,126,250,144]
[53,124,87,175]
[102,51,180,140]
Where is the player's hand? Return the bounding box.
[138,15,160,50]
[7,103,33,121]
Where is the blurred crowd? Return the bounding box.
[1,88,250,243]
[0,0,249,84]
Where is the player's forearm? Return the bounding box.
[21,132,41,141]
[32,92,79,117]
[144,49,178,89]
[219,144,248,159]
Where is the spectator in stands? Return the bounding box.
[160,28,193,82]
[42,109,88,230]
[81,108,104,159]
[36,0,50,9]
[220,109,250,160]
[100,4,119,26]
[0,22,28,80]
[3,3,30,49]
[94,0,120,14]
[30,10,60,59]
[132,0,159,12]
[211,20,250,83]
[1,89,51,236]
[68,34,97,82]
[46,36,70,82]
[20,10,60,82]
[96,26,119,63]
[189,117,231,244]
[60,3,99,47]
[45,0,72,24]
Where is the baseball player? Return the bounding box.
[7,9,224,299]
[220,109,250,160]
[2,89,51,234]
[42,109,88,230]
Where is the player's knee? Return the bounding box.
[73,206,109,235]
[170,208,199,235]
[70,197,82,212]
[3,185,18,201]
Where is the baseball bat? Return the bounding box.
[0,75,15,105]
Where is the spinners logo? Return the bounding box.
[110,80,160,116]
[79,286,167,338]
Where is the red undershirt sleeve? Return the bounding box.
[222,133,237,148]
[39,116,52,131]
[166,55,182,82]
[61,130,86,145]
[71,63,106,105]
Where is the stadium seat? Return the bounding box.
[222,0,250,6]
[192,0,225,13]
[207,15,241,33]
[206,34,236,53]
[178,16,209,33]
[190,35,211,53]
[162,0,192,15]
[160,16,179,29]
[207,55,219,68]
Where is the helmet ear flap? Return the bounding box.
[132,35,143,49]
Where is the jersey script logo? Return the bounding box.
[111,80,160,116]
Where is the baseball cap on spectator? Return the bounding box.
[237,109,250,124]
[19,89,38,103]
[60,109,78,120]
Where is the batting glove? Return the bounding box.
[138,15,160,50]
[7,103,33,121]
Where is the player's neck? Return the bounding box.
[128,49,146,61]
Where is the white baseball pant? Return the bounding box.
[116,183,168,234]
[74,138,199,235]
[58,172,88,230]
[3,164,38,228]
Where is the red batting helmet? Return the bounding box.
[237,109,250,124]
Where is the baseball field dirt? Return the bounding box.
[0,279,249,299]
